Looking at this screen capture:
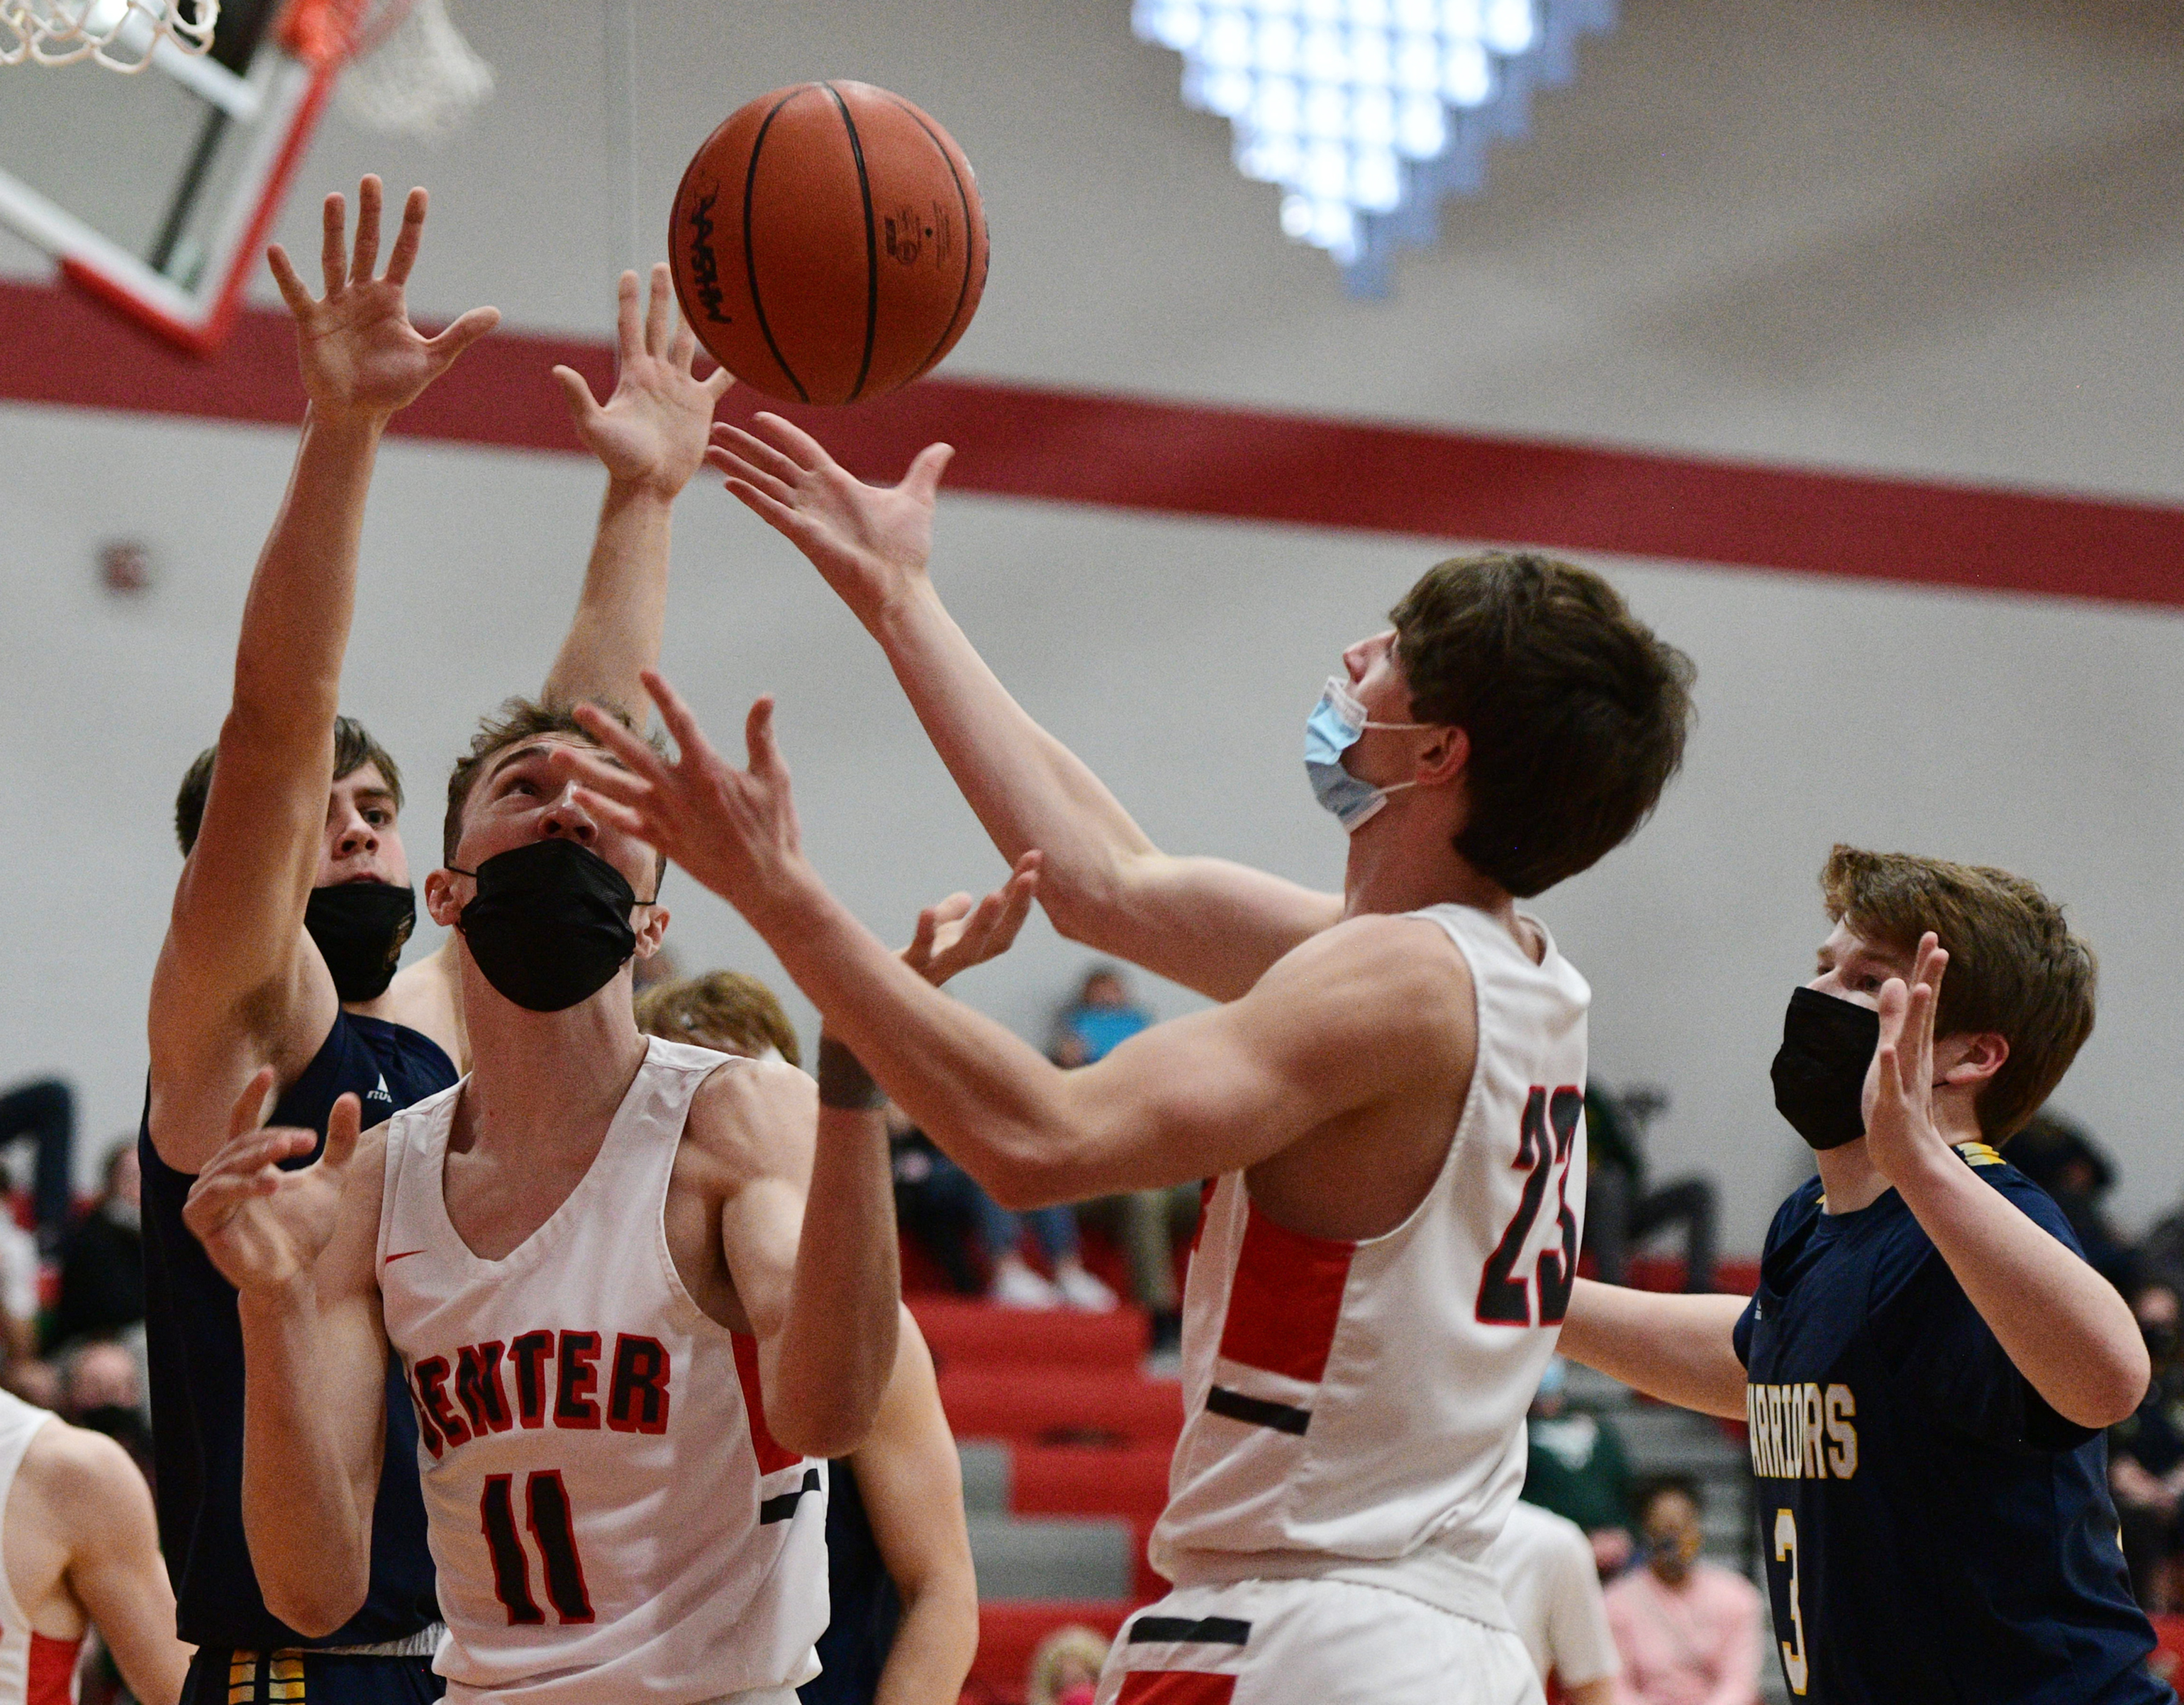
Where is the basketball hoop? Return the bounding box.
[333,0,492,138]
[0,0,218,70]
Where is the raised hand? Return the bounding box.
[266,176,500,425]
[706,414,954,626]
[902,854,1041,988]
[184,1069,363,1295]
[1862,932,1953,1187]
[555,264,733,496]
[550,669,811,926]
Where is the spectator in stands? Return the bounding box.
[47,1138,145,1355]
[2007,1110,2136,1289]
[1525,1357,1637,1576]
[1603,1477,1762,1705]
[1026,1625,1110,1705]
[635,968,981,1705]
[62,1339,155,1481]
[1048,966,1151,1068]
[0,1180,39,1369]
[912,1146,1117,1312]
[1584,1084,1717,1295]
[1051,966,1188,1341]
[0,1074,76,1252]
[1485,1499,1620,1704]
[2109,1279,2184,1611]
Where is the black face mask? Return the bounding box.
[2142,1321,2179,1366]
[305,881,417,1003]
[1771,987,1882,1151]
[450,838,656,1014]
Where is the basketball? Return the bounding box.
[668,82,989,406]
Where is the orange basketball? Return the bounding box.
[669,82,989,406]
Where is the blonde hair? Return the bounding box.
[1026,1625,1111,1705]
[1820,845,2097,1140]
[634,969,801,1068]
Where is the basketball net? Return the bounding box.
[332,0,493,137]
[0,0,217,69]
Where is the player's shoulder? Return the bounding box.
[1267,910,1478,1022]
[1956,1141,2082,1245]
[686,1049,817,1170]
[16,1414,150,1524]
[1764,1173,1828,1250]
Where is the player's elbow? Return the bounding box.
[263,1571,367,1641]
[769,1395,878,1462]
[2068,1339,2150,1431]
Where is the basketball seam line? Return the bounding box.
[880,92,981,384]
[743,89,810,405]
[822,81,880,404]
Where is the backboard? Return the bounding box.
[0,0,348,352]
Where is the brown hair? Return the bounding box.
[442,698,664,873]
[635,970,802,1068]
[1388,552,1695,897]
[1820,845,2097,1141]
[175,715,401,856]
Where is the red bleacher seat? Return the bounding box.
[913,1295,1151,1373]
[942,1365,1183,1452]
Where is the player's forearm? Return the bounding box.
[874,1572,980,1705]
[769,1105,901,1458]
[754,874,1093,1207]
[235,1287,377,1636]
[228,409,384,741]
[1559,1280,1751,1420]
[870,579,1161,929]
[1897,1153,2148,1429]
[541,478,676,720]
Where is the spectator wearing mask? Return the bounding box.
[1485,1499,1620,1704]
[2108,1280,2184,1611]
[1602,1478,1761,1705]
[1584,1085,1717,1295]
[1525,1357,1638,1576]
[48,1139,145,1355]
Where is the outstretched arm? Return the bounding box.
[1556,1280,1751,1421]
[1866,937,2147,1431]
[184,1077,390,1636]
[147,179,496,1172]
[708,416,1339,1001]
[542,263,732,719]
[554,678,1462,1207]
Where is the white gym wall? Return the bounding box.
[3,0,2180,1246]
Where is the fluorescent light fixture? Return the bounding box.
[1135,0,1615,292]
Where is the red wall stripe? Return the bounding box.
[5,274,2181,608]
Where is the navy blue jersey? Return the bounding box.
[798,1455,903,1705]
[1733,1144,2165,1704]
[142,1010,456,1650]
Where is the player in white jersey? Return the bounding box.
[0,1385,190,1705]
[181,707,1023,1705]
[549,414,1698,1705]
[1482,1502,1618,1705]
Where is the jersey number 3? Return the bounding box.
[1475,1085,1582,1327]
[482,1470,595,1625]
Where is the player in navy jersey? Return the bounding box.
[1561,847,2163,1704]
[142,175,731,1705]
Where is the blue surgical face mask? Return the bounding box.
[1305,676,1430,832]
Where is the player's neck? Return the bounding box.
[1341,818,1524,944]
[1817,1103,1984,1212]
[454,957,650,1162]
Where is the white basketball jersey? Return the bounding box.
[0,1390,79,1705]
[378,1038,828,1705]
[1150,904,1588,1621]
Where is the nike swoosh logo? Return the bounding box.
[384,1249,428,1265]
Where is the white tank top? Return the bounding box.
[0,1390,80,1705]
[1150,904,1589,1626]
[378,1037,828,1705]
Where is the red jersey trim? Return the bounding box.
[730,1330,802,1475]
[1215,1202,1356,1385]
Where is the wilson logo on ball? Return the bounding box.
[669,80,989,406]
